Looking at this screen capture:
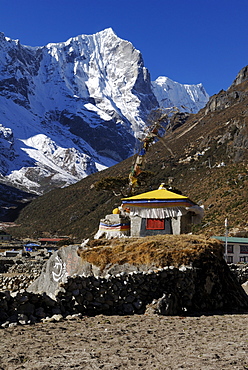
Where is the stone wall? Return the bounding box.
[54,262,248,317]
[56,266,196,316]
[1,262,248,328]
[0,274,38,292]
[1,256,247,295]
[0,255,46,292]
[0,245,248,328]
[229,264,248,284]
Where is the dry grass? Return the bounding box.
[77,234,224,270]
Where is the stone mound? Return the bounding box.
[26,235,248,315]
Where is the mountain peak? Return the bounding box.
[48,28,118,48]
[95,27,117,36]
[0,28,208,195]
[152,76,209,113]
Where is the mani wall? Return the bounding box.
[0,241,248,328]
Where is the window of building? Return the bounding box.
[240,245,248,254]
[227,256,233,263]
[146,218,165,230]
[227,244,233,253]
[240,256,247,262]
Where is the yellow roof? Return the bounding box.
[122,188,188,201]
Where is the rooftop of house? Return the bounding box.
[122,186,188,201]
[39,238,65,242]
[0,230,10,235]
[121,185,198,210]
[213,236,248,244]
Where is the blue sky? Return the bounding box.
[1,0,247,96]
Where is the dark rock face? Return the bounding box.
[205,88,247,114]
[168,112,191,132]
[198,65,248,166]
[230,66,248,87]
[205,65,248,115]
[59,111,135,162]
[0,183,36,221]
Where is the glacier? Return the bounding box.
[0,28,209,195]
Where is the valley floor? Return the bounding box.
[0,312,247,369]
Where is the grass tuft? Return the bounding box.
[77,234,224,270]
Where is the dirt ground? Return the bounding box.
[0,312,248,370]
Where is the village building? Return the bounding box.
[39,238,65,245]
[95,184,204,239]
[213,236,248,264]
[0,230,11,241]
[38,238,67,251]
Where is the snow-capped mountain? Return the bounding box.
[0,28,209,194]
[152,76,209,113]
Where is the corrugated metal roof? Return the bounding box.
[212,236,248,244]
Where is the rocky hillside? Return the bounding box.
[7,66,248,240]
